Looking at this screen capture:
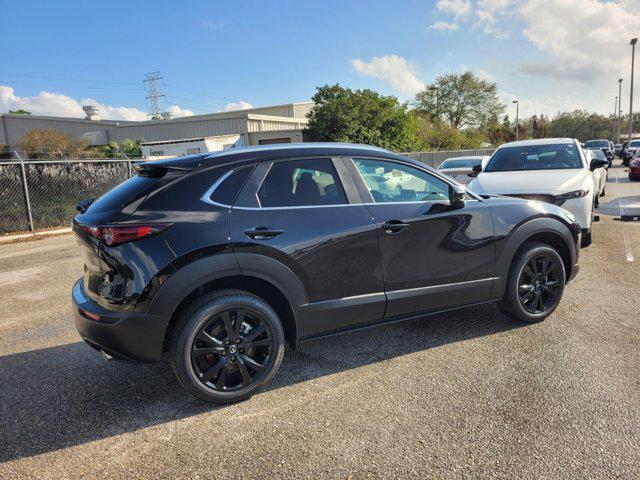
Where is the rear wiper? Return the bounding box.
[76,198,94,213]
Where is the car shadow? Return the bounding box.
[598,194,640,218]
[1,303,521,462]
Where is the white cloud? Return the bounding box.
[351,54,425,96]
[501,92,590,118]
[429,21,459,31]
[202,20,229,31]
[224,100,254,111]
[0,85,194,121]
[436,0,472,18]
[519,0,640,80]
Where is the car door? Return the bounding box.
[346,156,497,318]
[230,156,386,339]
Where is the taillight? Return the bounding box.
[79,225,101,238]
[101,224,169,246]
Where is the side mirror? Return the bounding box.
[589,158,608,171]
[449,185,466,208]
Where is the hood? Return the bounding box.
[468,169,591,196]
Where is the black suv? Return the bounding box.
[72,143,581,403]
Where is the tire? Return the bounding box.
[169,290,285,404]
[581,228,592,248]
[498,241,566,323]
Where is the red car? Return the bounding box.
[630,151,640,181]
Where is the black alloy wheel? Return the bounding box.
[191,308,273,391]
[498,241,566,323]
[170,290,285,404]
[517,254,562,314]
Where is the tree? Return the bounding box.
[9,109,31,115]
[20,129,87,159]
[306,84,424,151]
[547,110,612,141]
[413,72,504,129]
[94,139,143,158]
[414,116,485,150]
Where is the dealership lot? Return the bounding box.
[1,165,640,478]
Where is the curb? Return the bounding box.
[0,227,72,244]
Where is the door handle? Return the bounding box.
[381,220,409,233]
[245,227,284,240]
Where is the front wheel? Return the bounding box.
[498,242,566,323]
[170,290,285,404]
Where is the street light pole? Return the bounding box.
[513,100,519,141]
[629,38,637,142]
[614,96,618,139]
[618,78,623,142]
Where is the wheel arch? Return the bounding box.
[493,216,577,299]
[147,253,304,351]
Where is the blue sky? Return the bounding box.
[1,0,638,120]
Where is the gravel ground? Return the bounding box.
[1,163,639,479]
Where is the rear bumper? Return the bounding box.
[72,278,169,363]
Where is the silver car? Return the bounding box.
[437,156,490,184]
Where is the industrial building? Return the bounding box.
[0,102,312,158]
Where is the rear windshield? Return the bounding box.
[439,158,482,169]
[86,175,160,213]
[485,143,582,172]
[588,149,605,159]
[630,140,640,147]
[584,140,608,148]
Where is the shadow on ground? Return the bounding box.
[1,303,520,462]
[598,194,640,218]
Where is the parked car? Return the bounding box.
[584,139,613,162]
[630,151,640,181]
[468,138,607,248]
[585,149,608,198]
[72,143,582,403]
[437,155,490,184]
[614,143,623,157]
[624,140,640,166]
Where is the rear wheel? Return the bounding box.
[170,290,285,404]
[498,242,566,323]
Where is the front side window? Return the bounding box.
[257,158,347,207]
[353,158,449,203]
[485,143,582,172]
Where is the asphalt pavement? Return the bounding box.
[1,161,639,479]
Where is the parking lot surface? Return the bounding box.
[1,164,640,479]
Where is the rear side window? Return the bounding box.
[208,165,254,206]
[87,176,160,214]
[257,158,347,207]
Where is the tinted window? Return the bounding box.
[485,143,582,172]
[87,175,160,213]
[257,158,347,207]
[588,149,605,160]
[629,140,640,147]
[439,158,483,169]
[353,158,449,203]
[584,140,608,148]
[209,165,254,206]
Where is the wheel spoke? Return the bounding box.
[249,338,272,348]
[220,311,234,338]
[240,354,264,371]
[236,358,252,387]
[200,359,225,382]
[523,265,536,280]
[215,364,230,390]
[539,258,548,277]
[246,324,266,343]
[193,345,225,357]
[532,292,542,312]
[519,283,533,293]
[233,311,246,338]
[196,329,221,347]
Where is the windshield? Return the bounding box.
[629,140,640,147]
[485,143,582,172]
[439,158,482,169]
[588,149,605,160]
[584,140,608,148]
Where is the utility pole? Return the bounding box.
[513,100,519,141]
[618,78,623,142]
[629,39,637,142]
[144,72,166,120]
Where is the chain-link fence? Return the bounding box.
[0,148,497,236]
[0,159,137,235]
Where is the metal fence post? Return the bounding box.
[13,151,34,231]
